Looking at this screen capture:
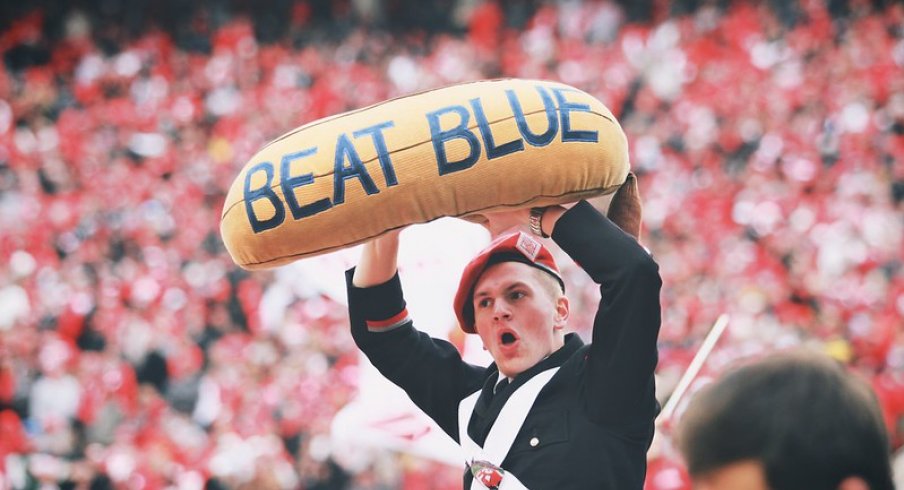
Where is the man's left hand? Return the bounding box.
[478,208,532,237]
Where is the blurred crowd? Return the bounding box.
[0,0,902,488]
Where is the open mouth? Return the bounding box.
[500,332,517,345]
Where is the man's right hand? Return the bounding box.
[352,228,402,288]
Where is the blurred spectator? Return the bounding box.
[677,349,894,490]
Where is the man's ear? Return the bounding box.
[837,476,870,490]
[553,296,570,330]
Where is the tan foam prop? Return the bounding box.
[221,79,629,269]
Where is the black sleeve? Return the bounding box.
[345,269,486,440]
[551,200,662,430]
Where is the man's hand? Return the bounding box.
[481,208,532,237]
[480,206,568,239]
[606,173,642,240]
[352,228,402,288]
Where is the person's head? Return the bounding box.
[454,232,568,378]
[677,350,894,490]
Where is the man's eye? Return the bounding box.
[509,291,525,301]
[477,298,492,308]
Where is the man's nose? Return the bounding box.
[493,301,511,321]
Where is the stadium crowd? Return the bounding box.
[0,0,902,488]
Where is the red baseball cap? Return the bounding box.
[454,231,564,333]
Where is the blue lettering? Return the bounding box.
[353,121,398,187]
[551,87,599,143]
[426,105,481,176]
[469,98,523,159]
[333,133,379,205]
[244,162,285,233]
[280,148,332,220]
[506,86,559,147]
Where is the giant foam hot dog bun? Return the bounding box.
[221,78,629,269]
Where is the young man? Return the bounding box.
[677,350,895,490]
[345,180,661,488]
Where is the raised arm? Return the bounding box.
[352,229,401,288]
[345,231,485,439]
[550,200,662,430]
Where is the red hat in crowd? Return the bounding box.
[454,231,564,333]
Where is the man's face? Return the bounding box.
[472,261,567,378]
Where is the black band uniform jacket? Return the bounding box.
[345,200,662,489]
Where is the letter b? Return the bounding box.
[243,162,286,233]
[427,105,481,176]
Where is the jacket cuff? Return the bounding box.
[345,268,410,332]
[550,200,600,243]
